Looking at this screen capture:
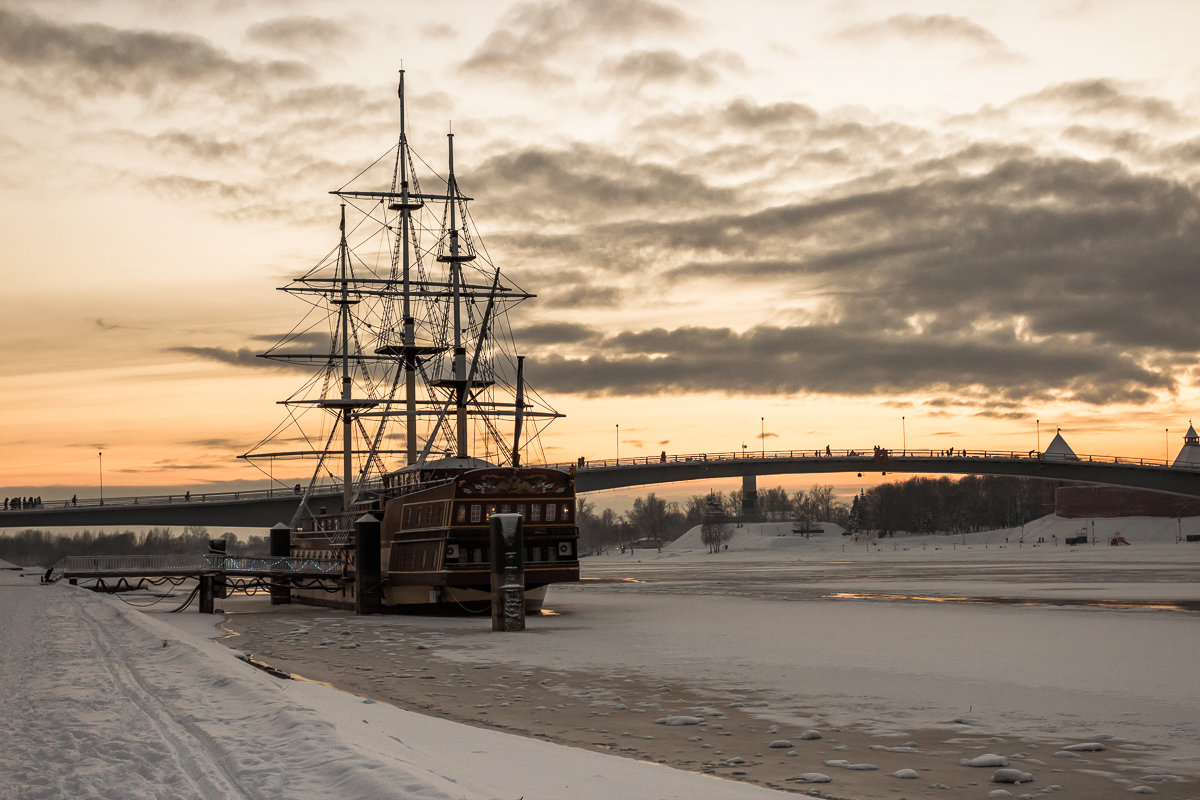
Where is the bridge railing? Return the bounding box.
[11,480,363,512]
[548,447,1182,471]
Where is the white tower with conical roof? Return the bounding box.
[1044,429,1079,461]
[1172,422,1200,467]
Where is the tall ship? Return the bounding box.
[241,73,579,612]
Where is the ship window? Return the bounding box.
[546,504,557,522]
[530,504,542,522]
[501,503,511,513]
[470,504,482,523]
[531,546,542,562]
[561,503,572,521]
[455,505,466,523]
[515,504,526,518]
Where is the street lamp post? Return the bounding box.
[761,417,764,457]
[99,451,104,506]
[902,416,906,455]
[615,423,619,462]
[1166,428,1169,461]
[1036,419,1040,452]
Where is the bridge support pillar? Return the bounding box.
[269,523,291,605]
[742,474,761,519]
[354,514,381,615]
[198,575,214,614]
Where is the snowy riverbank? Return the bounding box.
[0,562,792,800]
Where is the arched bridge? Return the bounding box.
[562,447,1200,496]
[4,447,1199,529]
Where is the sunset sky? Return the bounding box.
[3,0,1200,505]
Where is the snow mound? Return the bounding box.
[992,768,1033,783]
[655,715,704,726]
[962,753,1009,767]
[789,773,831,783]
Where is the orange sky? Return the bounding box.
[3,1,1200,504]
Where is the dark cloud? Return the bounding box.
[421,22,457,40]
[470,143,720,226]
[116,461,215,473]
[835,13,1010,50]
[245,16,351,52]
[0,7,311,106]
[511,321,599,345]
[184,437,247,450]
[250,332,328,349]
[609,152,1200,352]
[606,49,744,88]
[460,0,690,83]
[148,130,245,161]
[529,324,1169,406]
[167,346,309,371]
[466,126,1200,408]
[1024,79,1182,123]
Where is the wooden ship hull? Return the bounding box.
[290,467,579,613]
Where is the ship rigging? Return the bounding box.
[240,71,565,544]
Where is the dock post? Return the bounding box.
[207,538,227,599]
[490,513,525,631]
[354,513,381,615]
[269,523,291,605]
[198,575,214,614]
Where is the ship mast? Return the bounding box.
[326,204,377,514]
[398,71,419,466]
[439,132,475,458]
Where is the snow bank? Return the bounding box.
[621,514,1200,563]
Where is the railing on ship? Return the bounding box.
[55,553,344,576]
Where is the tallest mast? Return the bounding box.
[398,71,419,466]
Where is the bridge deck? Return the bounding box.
[8,447,1200,528]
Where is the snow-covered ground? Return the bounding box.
[0,559,794,800]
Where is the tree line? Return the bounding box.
[847,475,1051,537]
[579,475,1053,553]
[0,526,270,567]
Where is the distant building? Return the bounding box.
[1056,424,1200,518]
[1043,429,1079,461]
[1172,422,1200,468]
